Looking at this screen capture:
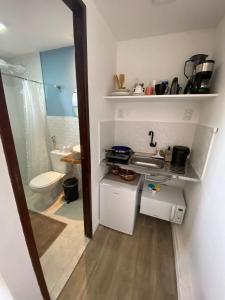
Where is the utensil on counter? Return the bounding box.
[170,77,181,94]
[105,146,133,164]
[133,83,145,95]
[155,82,166,95]
[114,74,126,89]
[111,166,121,175]
[119,169,136,181]
[119,74,125,89]
[112,74,130,95]
[111,146,132,154]
[114,75,121,89]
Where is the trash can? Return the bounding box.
[63,177,79,203]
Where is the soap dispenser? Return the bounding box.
[165,146,172,162]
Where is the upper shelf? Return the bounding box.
[104,94,219,103]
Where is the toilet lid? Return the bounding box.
[29,171,64,189]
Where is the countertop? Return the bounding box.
[61,153,81,165]
[106,155,200,182]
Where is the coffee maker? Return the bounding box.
[184,54,215,94]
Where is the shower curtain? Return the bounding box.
[22,80,51,181]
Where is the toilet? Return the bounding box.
[29,150,71,204]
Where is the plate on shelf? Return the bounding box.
[111,89,130,96]
[132,92,145,96]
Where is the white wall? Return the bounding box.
[114,121,196,153]
[117,29,215,90]
[116,29,215,125]
[179,17,225,300]
[0,139,42,300]
[84,0,117,232]
[0,273,14,300]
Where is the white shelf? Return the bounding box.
[104,94,218,103]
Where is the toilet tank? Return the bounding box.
[50,150,71,174]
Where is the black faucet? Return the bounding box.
[149,131,157,147]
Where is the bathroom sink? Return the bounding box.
[130,155,164,169]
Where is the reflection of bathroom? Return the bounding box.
[1,46,87,298]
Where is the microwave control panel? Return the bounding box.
[172,206,186,224]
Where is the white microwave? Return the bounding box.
[140,182,186,224]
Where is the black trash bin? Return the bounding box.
[63,177,79,203]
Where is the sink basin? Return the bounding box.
[130,155,164,169]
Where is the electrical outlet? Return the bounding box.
[183,108,193,121]
[117,108,124,119]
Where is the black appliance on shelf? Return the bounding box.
[184,54,215,94]
[171,146,190,169]
[105,146,133,164]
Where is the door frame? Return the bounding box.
[0,0,91,298]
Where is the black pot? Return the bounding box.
[171,146,190,167]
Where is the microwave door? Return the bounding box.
[170,205,176,222]
[140,198,173,222]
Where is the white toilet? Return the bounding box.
[29,150,71,204]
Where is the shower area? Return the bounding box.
[2,70,51,208]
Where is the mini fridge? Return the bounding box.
[100,173,141,235]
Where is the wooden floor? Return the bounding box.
[58,214,177,300]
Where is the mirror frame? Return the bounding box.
[0,0,92,298]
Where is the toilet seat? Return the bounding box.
[29,171,65,189]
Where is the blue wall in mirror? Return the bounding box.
[40,46,76,116]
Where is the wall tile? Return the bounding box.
[47,116,80,150]
[114,121,196,154]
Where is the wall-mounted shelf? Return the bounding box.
[104,94,218,103]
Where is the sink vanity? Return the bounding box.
[106,152,200,182]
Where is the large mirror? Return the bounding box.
[0,1,88,298]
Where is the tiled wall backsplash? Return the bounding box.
[47,116,80,149]
[114,121,196,153]
[190,125,217,179]
[99,120,197,160]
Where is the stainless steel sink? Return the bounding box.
[130,155,164,169]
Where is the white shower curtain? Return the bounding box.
[22,80,51,181]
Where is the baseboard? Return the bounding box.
[92,219,99,235]
[172,224,193,300]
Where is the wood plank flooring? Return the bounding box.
[58,214,177,300]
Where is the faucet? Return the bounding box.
[149,131,157,147]
[51,136,56,149]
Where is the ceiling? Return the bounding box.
[1,0,225,58]
[94,0,225,40]
[0,0,73,58]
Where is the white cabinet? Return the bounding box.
[100,174,141,235]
